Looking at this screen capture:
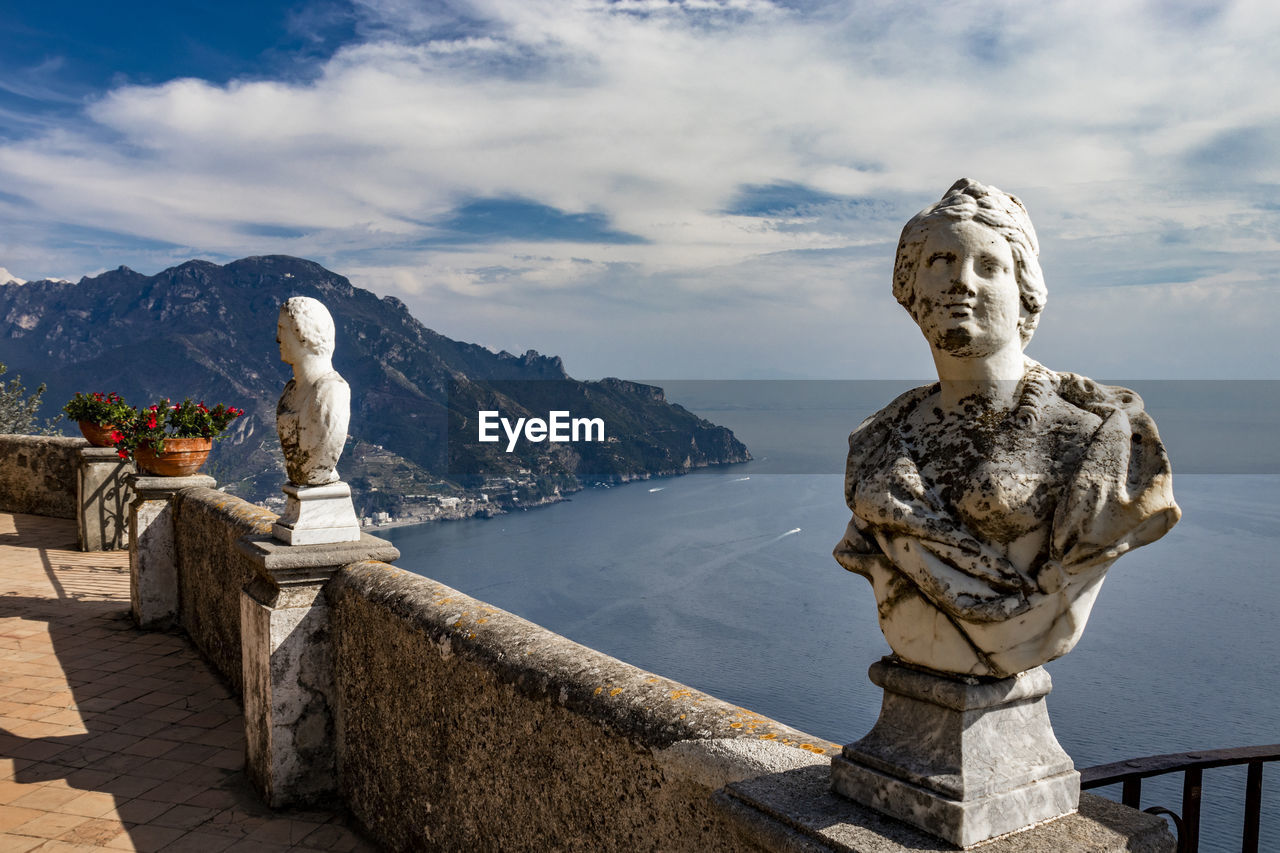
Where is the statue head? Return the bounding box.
[892,178,1046,350]
[277,297,336,364]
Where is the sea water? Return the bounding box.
[386,380,1280,851]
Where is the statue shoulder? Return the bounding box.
[311,371,351,402]
[1044,365,1180,568]
[1046,368,1148,420]
[853,383,935,437]
[846,383,935,470]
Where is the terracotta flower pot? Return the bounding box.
[134,437,213,477]
[78,421,118,448]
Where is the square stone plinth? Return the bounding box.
[272,482,361,545]
[831,659,1080,848]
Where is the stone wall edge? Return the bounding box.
[0,434,85,518]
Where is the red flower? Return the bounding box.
[147,416,158,429]
[117,449,128,460]
[110,430,124,443]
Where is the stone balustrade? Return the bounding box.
[0,433,1175,851]
[0,434,86,520]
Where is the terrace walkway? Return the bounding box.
[0,511,376,853]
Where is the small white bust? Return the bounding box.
[276,297,351,486]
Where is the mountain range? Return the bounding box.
[0,256,749,513]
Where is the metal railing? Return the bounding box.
[1081,744,1279,853]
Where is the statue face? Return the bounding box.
[277,317,302,365]
[911,219,1023,357]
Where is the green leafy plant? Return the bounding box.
[112,398,245,459]
[62,392,134,427]
[1,362,59,434]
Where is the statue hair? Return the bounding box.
[892,178,1047,348]
[279,297,336,358]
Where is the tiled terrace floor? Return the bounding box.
[0,511,377,852]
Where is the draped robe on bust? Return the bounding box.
[834,362,1180,677]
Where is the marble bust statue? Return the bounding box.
[276,297,350,486]
[271,297,360,545]
[833,178,1180,678]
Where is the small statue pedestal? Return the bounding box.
[831,657,1079,848]
[273,482,360,545]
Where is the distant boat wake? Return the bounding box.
[555,524,806,632]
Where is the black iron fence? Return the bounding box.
[1081,744,1279,853]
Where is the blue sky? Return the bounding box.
[1,0,1278,379]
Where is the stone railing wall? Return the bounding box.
[328,561,832,851]
[150,486,835,848]
[0,434,84,518]
[0,434,133,550]
[171,487,277,693]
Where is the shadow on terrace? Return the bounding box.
[0,510,371,852]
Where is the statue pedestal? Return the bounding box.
[129,474,217,628]
[831,658,1079,848]
[236,533,399,807]
[273,482,360,545]
[78,446,133,551]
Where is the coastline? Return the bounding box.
[358,458,752,532]
[361,491,568,531]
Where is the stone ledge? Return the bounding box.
[131,473,217,497]
[0,434,86,519]
[329,562,837,753]
[237,533,400,586]
[717,763,1175,852]
[79,445,127,461]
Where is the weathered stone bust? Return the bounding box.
[276,297,350,486]
[834,178,1180,678]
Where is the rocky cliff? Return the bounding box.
[0,256,748,511]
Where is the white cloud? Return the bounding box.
[1,0,1278,376]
